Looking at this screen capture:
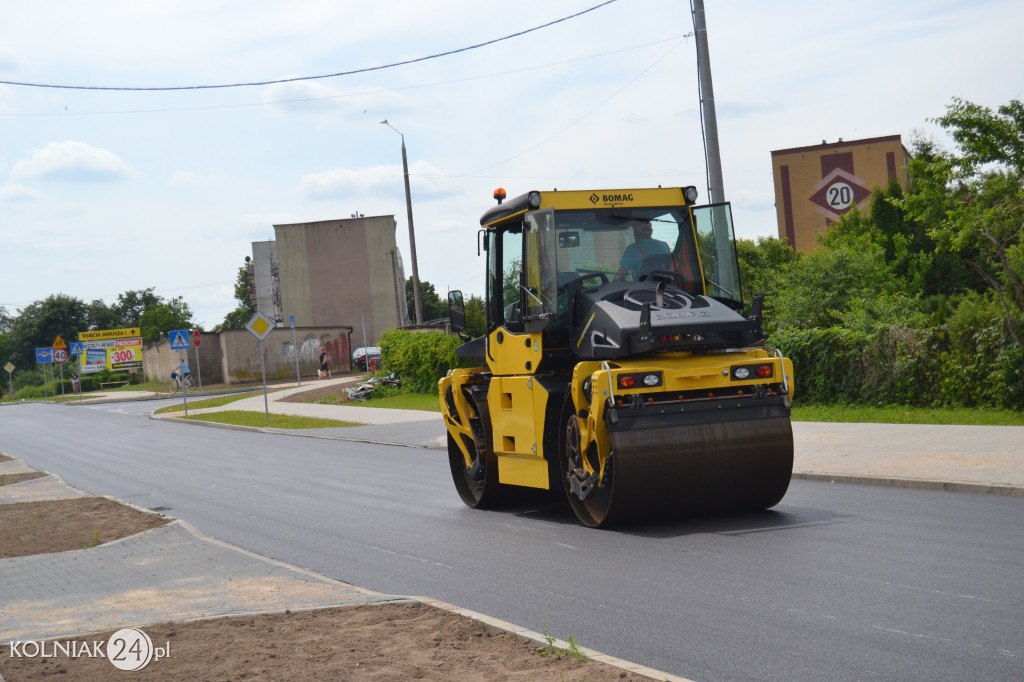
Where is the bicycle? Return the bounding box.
[169,374,197,394]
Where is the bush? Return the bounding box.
[772,317,1020,408]
[379,330,461,393]
[13,384,46,400]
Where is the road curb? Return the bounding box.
[411,597,694,682]
[792,471,1023,497]
[151,412,448,449]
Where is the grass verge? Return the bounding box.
[791,404,1024,426]
[357,390,440,412]
[173,410,363,429]
[154,391,264,414]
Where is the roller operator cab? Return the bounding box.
[440,187,795,527]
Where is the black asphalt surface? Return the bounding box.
[2,401,1022,682]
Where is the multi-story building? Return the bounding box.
[771,135,909,251]
[248,214,409,346]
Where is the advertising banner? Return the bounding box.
[76,328,144,374]
[83,348,108,374]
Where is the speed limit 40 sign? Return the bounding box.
[53,348,69,364]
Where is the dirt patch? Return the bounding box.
[0,453,12,463]
[0,472,47,486]
[0,497,170,558]
[0,604,650,681]
[0,497,658,681]
[277,381,361,405]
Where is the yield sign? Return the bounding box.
[169,329,190,349]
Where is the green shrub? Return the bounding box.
[773,318,1020,409]
[379,330,460,393]
[14,384,46,400]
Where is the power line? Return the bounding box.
[0,1,620,92]
[0,35,688,118]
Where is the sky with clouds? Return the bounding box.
[2,0,1022,330]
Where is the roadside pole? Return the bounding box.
[68,343,84,404]
[361,313,367,357]
[169,329,192,416]
[291,314,300,386]
[193,330,203,393]
[260,339,269,422]
[4,363,13,401]
[180,352,188,416]
[245,312,276,425]
[692,0,726,203]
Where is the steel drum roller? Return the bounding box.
[574,416,793,527]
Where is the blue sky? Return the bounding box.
[2,0,1022,329]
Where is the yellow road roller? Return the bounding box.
[440,187,794,527]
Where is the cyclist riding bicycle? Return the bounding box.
[171,358,191,388]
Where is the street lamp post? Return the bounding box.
[381,119,423,326]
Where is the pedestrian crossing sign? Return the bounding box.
[169,329,191,349]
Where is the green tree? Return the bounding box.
[464,294,486,338]
[7,294,91,369]
[902,98,1024,345]
[831,178,980,298]
[406,278,448,323]
[0,305,12,334]
[113,288,163,328]
[735,236,796,330]
[771,236,922,333]
[219,266,257,330]
[139,297,194,346]
[86,299,120,331]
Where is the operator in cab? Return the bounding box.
[616,219,672,281]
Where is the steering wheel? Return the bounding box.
[638,269,684,286]
[573,269,609,285]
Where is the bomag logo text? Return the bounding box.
[591,192,634,204]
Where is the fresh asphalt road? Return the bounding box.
[2,402,1022,682]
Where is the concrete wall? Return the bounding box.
[143,335,225,385]
[218,327,352,383]
[142,326,353,385]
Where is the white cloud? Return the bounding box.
[10,141,140,183]
[299,160,460,201]
[0,41,28,72]
[260,78,409,123]
[0,183,44,202]
[168,171,220,188]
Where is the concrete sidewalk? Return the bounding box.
[158,378,1024,494]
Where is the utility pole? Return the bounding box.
[381,119,423,325]
[692,0,725,203]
